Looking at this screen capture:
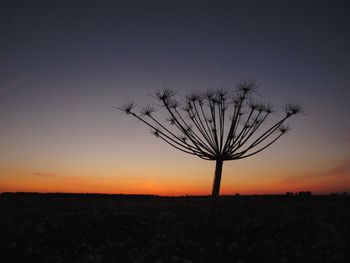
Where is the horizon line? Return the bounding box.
[1,191,348,197]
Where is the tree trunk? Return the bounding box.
[211,159,223,198]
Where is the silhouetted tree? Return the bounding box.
[118,82,302,198]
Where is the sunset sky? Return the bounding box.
[1,0,349,195]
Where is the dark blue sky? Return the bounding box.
[1,0,349,194]
[2,0,349,87]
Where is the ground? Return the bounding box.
[0,193,349,263]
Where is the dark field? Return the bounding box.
[1,193,349,263]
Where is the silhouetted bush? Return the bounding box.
[297,191,312,197]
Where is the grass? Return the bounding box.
[1,193,349,262]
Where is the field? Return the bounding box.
[1,193,349,263]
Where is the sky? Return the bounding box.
[0,0,349,195]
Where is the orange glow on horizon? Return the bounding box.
[1,161,349,195]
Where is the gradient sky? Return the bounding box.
[1,0,349,195]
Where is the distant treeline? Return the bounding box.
[0,191,348,198]
[0,192,161,199]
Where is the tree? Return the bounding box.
[118,82,302,198]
